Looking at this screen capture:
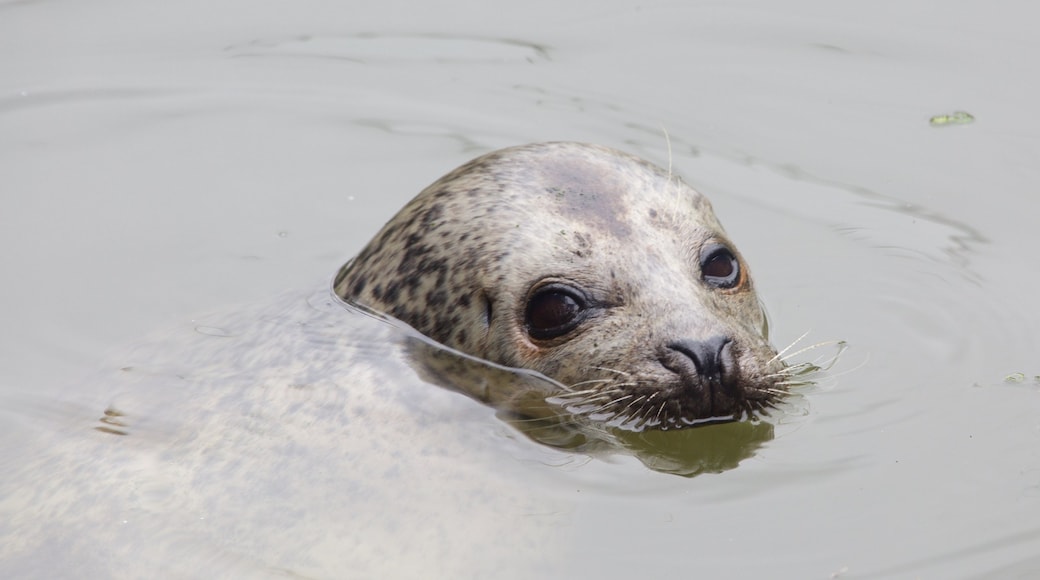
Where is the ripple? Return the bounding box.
[225,33,550,64]
[0,87,186,114]
[193,325,236,338]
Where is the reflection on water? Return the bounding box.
[615,421,775,477]
[365,299,793,478]
[506,413,776,478]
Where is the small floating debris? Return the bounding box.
[1003,372,1040,383]
[95,406,129,436]
[194,325,236,337]
[929,110,975,127]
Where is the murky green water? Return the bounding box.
[3,1,1039,578]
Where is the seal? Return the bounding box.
[334,141,786,430]
[0,142,788,579]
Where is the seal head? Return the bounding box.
[334,142,784,430]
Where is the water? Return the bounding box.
[3,0,1040,578]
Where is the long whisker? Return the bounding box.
[806,340,848,371]
[566,377,616,389]
[661,126,681,225]
[778,340,846,365]
[768,330,812,364]
[653,400,667,425]
[810,353,869,381]
[552,387,607,398]
[585,394,635,415]
[617,394,648,417]
[773,381,813,388]
[764,361,817,379]
[632,401,651,425]
[586,366,632,377]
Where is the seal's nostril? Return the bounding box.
[666,336,731,382]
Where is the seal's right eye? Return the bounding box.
[525,285,587,340]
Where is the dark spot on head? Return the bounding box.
[396,242,433,276]
[542,156,631,238]
[351,276,366,296]
[426,289,448,308]
[383,281,401,303]
[569,231,593,259]
[421,202,444,228]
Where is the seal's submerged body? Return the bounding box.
[0,142,786,577]
[0,295,574,578]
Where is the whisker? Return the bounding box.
[807,340,848,371]
[741,400,754,417]
[585,394,635,415]
[552,387,607,398]
[653,400,667,425]
[771,343,849,385]
[778,340,846,365]
[811,353,869,381]
[632,401,651,424]
[616,394,648,417]
[586,366,632,377]
[566,378,616,389]
[661,126,681,225]
[774,380,813,388]
[768,330,812,364]
[763,365,814,381]
[560,390,615,404]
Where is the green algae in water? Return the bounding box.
[929,110,975,127]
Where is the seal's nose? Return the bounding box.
[666,336,732,384]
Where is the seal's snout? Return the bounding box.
[661,336,737,394]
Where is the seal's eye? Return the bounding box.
[525,285,587,340]
[700,244,741,289]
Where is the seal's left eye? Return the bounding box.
[700,244,741,289]
[525,285,587,340]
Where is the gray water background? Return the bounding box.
[3,1,1040,578]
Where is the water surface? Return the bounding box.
[3,1,1039,578]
